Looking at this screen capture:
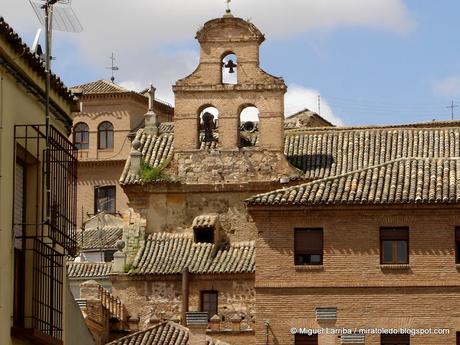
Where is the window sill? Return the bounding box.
[380,264,411,270]
[294,265,324,271]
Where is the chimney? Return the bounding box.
[186,312,208,345]
[144,84,159,136]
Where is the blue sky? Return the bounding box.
[2,0,460,126]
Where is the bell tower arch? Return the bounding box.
[173,10,287,152]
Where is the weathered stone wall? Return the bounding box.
[111,274,255,330]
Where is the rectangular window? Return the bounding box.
[381,334,410,345]
[295,334,318,345]
[94,186,116,214]
[380,227,409,264]
[201,290,218,320]
[295,228,323,265]
[457,331,459,345]
[104,250,116,262]
[456,228,460,264]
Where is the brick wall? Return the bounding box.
[250,206,460,345]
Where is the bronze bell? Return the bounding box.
[224,59,237,73]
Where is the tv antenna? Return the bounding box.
[446,100,458,120]
[106,52,119,83]
[29,0,82,244]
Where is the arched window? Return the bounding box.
[239,105,259,147]
[222,53,237,85]
[98,121,114,149]
[199,106,219,146]
[73,122,89,150]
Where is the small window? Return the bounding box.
[98,121,114,149]
[380,227,409,264]
[456,227,460,264]
[104,250,116,262]
[457,331,460,345]
[73,122,89,149]
[95,186,116,214]
[201,290,218,320]
[381,334,410,345]
[194,227,214,244]
[295,334,318,345]
[294,228,323,265]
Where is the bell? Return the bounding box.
[224,59,237,74]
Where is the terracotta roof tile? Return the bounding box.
[246,157,460,206]
[79,227,123,250]
[192,215,218,229]
[67,262,112,278]
[106,321,229,345]
[72,80,129,94]
[121,123,460,185]
[130,233,255,275]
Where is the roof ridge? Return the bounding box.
[246,157,460,203]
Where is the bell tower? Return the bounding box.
[173,10,287,152]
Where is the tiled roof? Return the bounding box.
[130,233,255,275]
[72,80,129,94]
[246,157,460,206]
[0,17,76,105]
[192,214,218,229]
[80,213,124,250]
[121,123,460,185]
[106,321,229,345]
[67,262,112,278]
[79,227,123,250]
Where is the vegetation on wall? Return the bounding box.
[139,159,177,183]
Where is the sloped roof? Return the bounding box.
[120,122,460,185]
[106,321,229,345]
[192,214,219,229]
[72,80,129,94]
[67,262,112,279]
[130,233,255,275]
[80,213,123,250]
[0,17,76,105]
[246,157,460,206]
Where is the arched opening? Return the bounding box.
[73,122,89,150]
[98,121,114,149]
[222,53,237,85]
[239,105,259,147]
[199,106,219,145]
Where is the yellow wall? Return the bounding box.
[0,26,93,345]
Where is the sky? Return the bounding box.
[2,0,460,126]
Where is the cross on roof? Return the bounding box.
[148,84,156,111]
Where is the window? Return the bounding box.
[381,334,410,345]
[194,227,214,244]
[201,290,218,319]
[457,331,459,344]
[294,228,323,265]
[456,228,460,264]
[98,121,114,149]
[73,122,89,149]
[380,227,409,264]
[295,334,318,345]
[95,186,116,214]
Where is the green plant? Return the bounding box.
[139,158,176,182]
[123,262,133,273]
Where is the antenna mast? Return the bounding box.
[106,52,119,83]
[446,100,458,120]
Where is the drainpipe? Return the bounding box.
[181,267,189,326]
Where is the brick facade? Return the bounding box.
[249,206,460,345]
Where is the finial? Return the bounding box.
[225,0,232,14]
[148,84,156,111]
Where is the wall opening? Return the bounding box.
[199,106,219,145]
[222,53,237,85]
[239,105,259,147]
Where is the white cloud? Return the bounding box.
[433,76,460,97]
[2,1,413,111]
[285,85,344,126]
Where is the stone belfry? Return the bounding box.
[173,10,287,152]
